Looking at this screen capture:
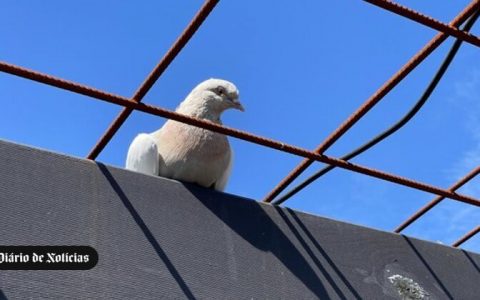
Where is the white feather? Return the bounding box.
[125,133,159,176]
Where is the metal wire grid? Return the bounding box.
[1,0,479,249]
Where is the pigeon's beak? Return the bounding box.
[232,98,245,112]
[235,101,245,112]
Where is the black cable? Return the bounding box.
[272,10,480,205]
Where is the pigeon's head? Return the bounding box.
[179,78,244,120]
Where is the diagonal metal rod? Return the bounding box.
[2,61,480,207]
[391,8,480,233]
[262,0,480,203]
[364,0,480,48]
[395,166,480,233]
[452,225,480,247]
[86,0,220,160]
[272,8,480,206]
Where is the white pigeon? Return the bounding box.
[125,78,244,191]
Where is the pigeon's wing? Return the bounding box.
[125,133,159,176]
[214,148,233,191]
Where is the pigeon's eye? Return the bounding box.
[216,87,226,96]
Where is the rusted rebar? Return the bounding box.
[273,9,480,206]
[395,166,480,233]
[262,0,480,203]
[365,0,480,48]
[452,225,480,247]
[86,0,220,160]
[2,61,480,207]
[0,61,126,106]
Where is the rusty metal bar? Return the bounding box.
[262,0,480,203]
[0,61,127,106]
[86,0,220,160]
[395,166,480,233]
[2,62,480,207]
[452,225,480,247]
[365,0,480,48]
[271,7,480,206]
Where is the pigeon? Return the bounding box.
[125,78,244,191]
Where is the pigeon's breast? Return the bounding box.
[155,121,231,187]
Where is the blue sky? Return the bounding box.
[1,0,479,252]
